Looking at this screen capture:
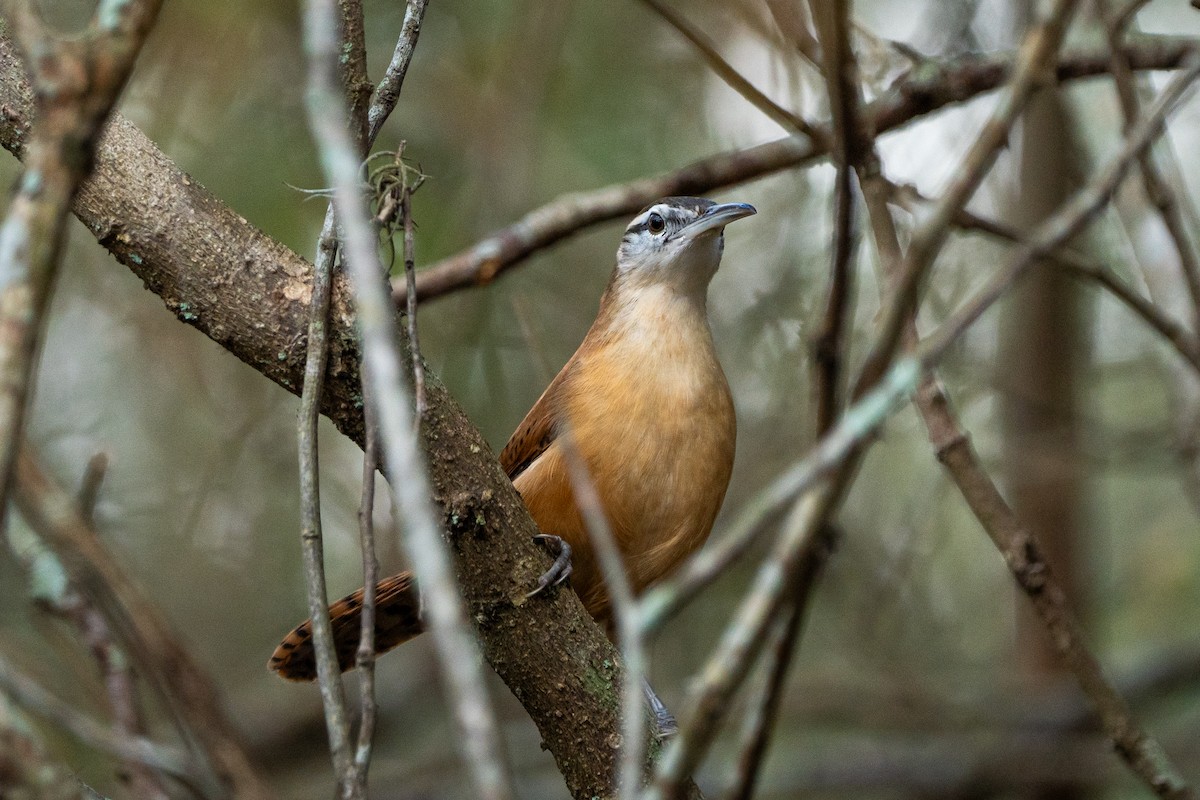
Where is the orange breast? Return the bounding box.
[513,288,735,621]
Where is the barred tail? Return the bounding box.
[268,572,422,681]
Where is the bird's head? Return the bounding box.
[614,196,756,296]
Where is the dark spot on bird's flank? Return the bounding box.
[279,641,296,651]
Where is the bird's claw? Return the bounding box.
[644,678,677,739]
[527,534,572,598]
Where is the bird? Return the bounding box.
[269,195,756,684]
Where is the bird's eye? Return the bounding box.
[647,213,666,234]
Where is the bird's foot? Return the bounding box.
[644,679,677,739]
[527,534,573,598]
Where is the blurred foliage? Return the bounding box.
[2,0,1200,798]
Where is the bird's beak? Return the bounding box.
[674,202,757,241]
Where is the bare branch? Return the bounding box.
[1102,0,1200,332]
[0,651,198,789]
[76,452,108,526]
[393,39,1193,306]
[0,694,103,800]
[856,55,1197,798]
[637,0,821,141]
[296,205,354,793]
[643,47,1200,637]
[401,168,426,416]
[0,0,162,525]
[649,490,841,799]
[558,431,649,799]
[293,0,383,786]
[367,0,430,145]
[853,0,1080,397]
[810,0,863,434]
[300,2,515,799]
[46,575,166,798]
[719,526,830,800]
[295,3,429,792]
[918,53,1200,368]
[891,182,1200,371]
[13,446,274,800]
[0,30,636,798]
[915,380,1195,800]
[353,388,380,781]
[336,0,371,150]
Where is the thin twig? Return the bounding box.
[0,651,197,789]
[717,3,865,794]
[558,431,647,800]
[336,0,371,152]
[1101,0,1200,333]
[0,10,171,797]
[719,525,831,800]
[917,54,1200,370]
[56,589,166,799]
[647,490,842,799]
[295,26,369,771]
[401,178,426,417]
[296,1,420,791]
[853,0,1080,397]
[367,0,429,145]
[300,2,515,799]
[77,452,109,527]
[914,381,1195,800]
[69,450,160,798]
[8,493,165,799]
[0,0,162,525]
[891,181,1200,371]
[637,0,822,142]
[13,446,273,800]
[638,362,921,634]
[297,204,354,795]
[353,375,380,783]
[810,0,862,436]
[348,3,429,777]
[857,62,1197,798]
[0,693,103,800]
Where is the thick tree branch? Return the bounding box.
[0,31,652,800]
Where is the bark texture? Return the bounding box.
[0,34,652,800]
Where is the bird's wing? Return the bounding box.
[499,361,575,481]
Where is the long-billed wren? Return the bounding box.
[269,196,756,679]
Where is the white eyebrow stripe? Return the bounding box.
[629,210,652,228]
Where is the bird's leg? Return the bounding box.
[643,678,677,738]
[527,534,573,597]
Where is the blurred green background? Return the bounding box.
[3,0,1200,797]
